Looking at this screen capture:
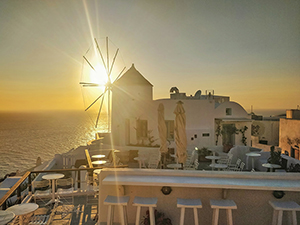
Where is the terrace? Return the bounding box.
[0,147,300,225]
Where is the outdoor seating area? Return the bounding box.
[1,170,99,225]
[1,146,300,225]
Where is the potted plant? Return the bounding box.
[197,147,211,161]
[268,146,282,165]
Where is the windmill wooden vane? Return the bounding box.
[80,37,126,129]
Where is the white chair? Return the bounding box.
[133,196,157,225]
[269,201,300,225]
[104,195,130,225]
[177,198,202,225]
[239,162,245,171]
[56,178,74,195]
[56,177,74,205]
[147,152,161,169]
[184,158,199,170]
[32,180,51,203]
[210,199,237,225]
[227,158,241,171]
[184,150,196,169]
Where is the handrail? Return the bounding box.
[32,164,127,174]
[0,171,31,208]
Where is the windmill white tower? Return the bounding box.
[80,37,126,129]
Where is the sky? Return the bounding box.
[0,0,299,115]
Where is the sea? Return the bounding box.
[0,108,285,178]
[0,111,107,178]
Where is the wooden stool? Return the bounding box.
[104,195,130,225]
[133,196,158,225]
[210,199,237,225]
[269,201,300,225]
[177,198,202,225]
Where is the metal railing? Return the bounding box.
[0,165,127,210]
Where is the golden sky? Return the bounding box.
[0,0,299,115]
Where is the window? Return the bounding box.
[136,120,148,139]
[202,133,210,137]
[165,120,174,141]
[226,108,232,115]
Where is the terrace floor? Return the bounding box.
[16,195,98,225]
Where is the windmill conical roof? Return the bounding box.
[114,64,153,86]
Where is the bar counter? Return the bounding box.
[97,168,300,225]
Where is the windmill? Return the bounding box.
[80,37,126,129]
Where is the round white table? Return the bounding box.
[0,210,15,225]
[167,163,182,170]
[6,203,38,225]
[262,163,281,172]
[92,154,106,159]
[207,148,219,157]
[134,156,147,168]
[92,160,107,166]
[206,156,221,170]
[209,163,228,171]
[246,152,261,172]
[205,156,221,164]
[42,173,64,205]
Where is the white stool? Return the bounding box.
[210,199,237,225]
[269,201,300,225]
[133,196,158,225]
[104,195,130,225]
[177,198,202,225]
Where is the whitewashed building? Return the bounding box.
[110,64,252,150]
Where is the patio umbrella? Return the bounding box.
[174,101,187,164]
[158,103,168,167]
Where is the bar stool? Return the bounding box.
[133,196,158,225]
[103,195,130,225]
[210,199,237,225]
[269,201,300,225]
[177,198,202,225]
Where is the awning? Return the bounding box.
[216,118,253,122]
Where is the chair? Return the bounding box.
[56,178,74,194]
[184,158,199,170]
[106,154,123,167]
[184,150,196,169]
[147,152,161,169]
[269,201,300,225]
[239,162,245,171]
[28,208,50,225]
[227,158,241,171]
[218,153,233,165]
[104,195,130,225]
[133,196,158,225]
[56,178,74,205]
[177,198,202,225]
[29,215,50,225]
[32,180,51,203]
[210,199,237,225]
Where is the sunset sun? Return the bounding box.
[89,63,108,88]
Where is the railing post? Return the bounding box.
[28,173,32,194]
[2,201,6,210]
[17,186,21,204]
[78,170,81,189]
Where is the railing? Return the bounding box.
[0,165,127,210]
